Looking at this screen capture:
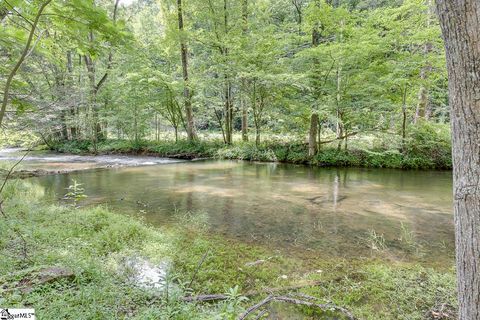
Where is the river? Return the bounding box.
[1,149,454,268]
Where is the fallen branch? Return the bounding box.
[238,294,356,320]
[188,249,210,289]
[182,279,337,302]
[272,296,356,320]
[319,131,359,145]
[238,295,273,320]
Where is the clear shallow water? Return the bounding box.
[0,148,181,170]
[23,157,454,267]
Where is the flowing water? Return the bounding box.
[1,149,454,267]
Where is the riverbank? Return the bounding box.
[51,138,452,170]
[0,181,456,319]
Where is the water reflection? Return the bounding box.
[31,160,454,266]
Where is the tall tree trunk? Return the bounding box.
[177,0,196,141]
[308,113,319,156]
[436,1,480,319]
[308,2,321,155]
[224,80,233,144]
[336,65,342,139]
[223,0,233,145]
[241,98,248,142]
[401,85,408,154]
[241,0,249,142]
[83,0,120,142]
[292,0,302,34]
[414,0,433,124]
[415,85,428,122]
[67,51,77,139]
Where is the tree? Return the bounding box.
[0,0,52,127]
[436,1,480,318]
[177,0,197,141]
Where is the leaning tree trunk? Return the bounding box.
[436,1,480,319]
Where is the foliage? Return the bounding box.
[1,0,450,170]
[52,130,452,169]
[63,180,88,208]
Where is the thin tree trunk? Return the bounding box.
[177,0,196,141]
[335,68,343,140]
[317,119,322,152]
[255,127,260,146]
[414,0,433,124]
[0,0,52,127]
[308,113,319,156]
[401,85,408,153]
[292,0,302,34]
[241,0,249,142]
[308,2,320,155]
[223,0,233,145]
[66,51,77,139]
[436,1,480,319]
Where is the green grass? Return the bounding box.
[0,181,457,319]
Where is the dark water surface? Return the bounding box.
[21,156,454,267]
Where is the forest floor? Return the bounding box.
[50,134,452,170]
[0,180,457,319]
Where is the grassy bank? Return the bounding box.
[0,181,456,319]
[51,133,452,170]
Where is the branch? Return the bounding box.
[319,131,359,145]
[0,0,53,127]
[182,280,330,302]
[238,295,357,320]
[238,296,273,320]
[0,149,30,195]
[4,0,34,28]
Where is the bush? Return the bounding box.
[50,129,452,170]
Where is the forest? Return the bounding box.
[1,0,452,169]
[1,0,480,319]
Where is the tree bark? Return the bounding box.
[223,0,233,145]
[66,51,77,140]
[414,0,433,124]
[436,1,480,319]
[401,85,408,153]
[308,113,319,156]
[177,0,197,141]
[241,0,249,142]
